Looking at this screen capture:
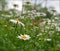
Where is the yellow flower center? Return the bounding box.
[16,19,20,23]
[21,35,27,39]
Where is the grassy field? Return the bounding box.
[0,9,60,51]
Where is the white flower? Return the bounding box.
[40,12,46,17]
[56,27,60,31]
[6,1,22,11]
[54,17,59,20]
[46,19,51,24]
[46,19,54,25]
[55,23,60,31]
[48,7,56,14]
[10,19,25,27]
[44,38,51,41]
[17,34,31,40]
[36,12,40,16]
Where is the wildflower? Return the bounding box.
[7,1,22,11]
[40,12,46,17]
[55,17,59,20]
[48,7,56,14]
[46,19,54,25]
[10,19,25,27]
[17,34,31,40]
[36,12,40,16]
[44,38,51,41]
[56,27,60,31]
[49,31,54,36]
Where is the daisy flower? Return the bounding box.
[17,34,31,40]
[10,19,25,27]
